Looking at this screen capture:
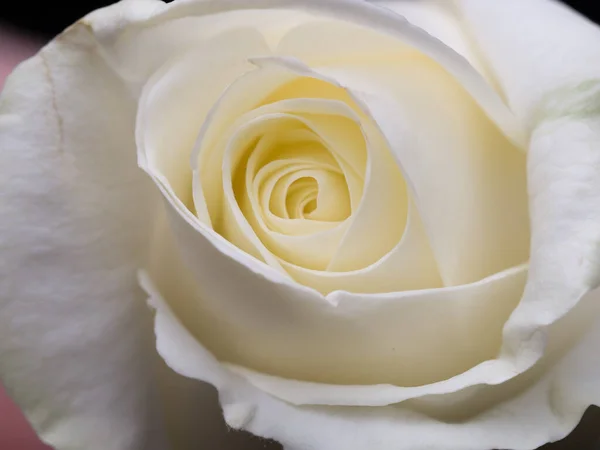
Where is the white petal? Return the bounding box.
[271,1,525,146]
[199,55,439,292]
[215,93,406,274]
[86,0,524,146]
[222,109,355,271]
[226,264,528,406]
[241,54,526,287]
[453,0,600,125]
[149,45,530,395]
[139,271,277,450]
[151,197,527,394]
[144,252,600,450]
[0,12,165,450]
[454,0,600,399]
[82,0,311,89]
[145,222,600,449]
[316,62,529,285]
[371,2,475,59]
[240,288,600,450]
[136,28,271,225]
[282,200,442,294]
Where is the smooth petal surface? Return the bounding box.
[137,27,271,215]
[308,58,529,286]
[363,1,490,77]
[454,0,600,124]
[454,0,600,385]
[240,287,599,450]
[0,9,166,450]
[132,0,525,147]
[143,50,440,293]
[146,200,526,398]
[142,211,280,450]
[84,0,311,88]
[145,245,600,450]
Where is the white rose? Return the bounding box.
[2,1,600,449]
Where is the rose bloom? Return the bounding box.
[1,1,600,449]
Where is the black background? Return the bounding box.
[0,1,598,37]
[1,1,599,450]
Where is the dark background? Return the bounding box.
[1,1,599,450]
[0,0,598,37]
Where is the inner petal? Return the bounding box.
[317,61,529,285]
[259,162,342,235]
[251,58,409,273]
[308,171,350,221]
[242,126,352,225]
[301,198,317,216]
[221,113,354,271]
[136,29,271,225]
[191,60,418,290]
[282,171,350,222]
[285,176,318,219]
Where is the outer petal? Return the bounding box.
[144,250,600,450]
[83,0,311,89]
[453,0,600,124]
[454,0,600,391]
[145,0,526,147]
[0,4,166,450]
[142,212,281,450]
[146,194,529,395]
[82,0,524,146]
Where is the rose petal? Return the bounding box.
[139,261,272,450]
[239,288,600,450]
[225,263,528,406]
[136,28,271,226]
[315,62,529,285]
[89,0,524,145]
[83,0,310,90]
[188,56,440,292]
[147,203,526,395]
[454,0,600,396]
[145,21,531,396]
[215,93,407,274]
[222,109,355,271]
[282,199,442,294]
[0,12,166,450]
[453,0,600,125]
[369,1,486,74]
[270,1,525,146]
[144,237,600,449]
